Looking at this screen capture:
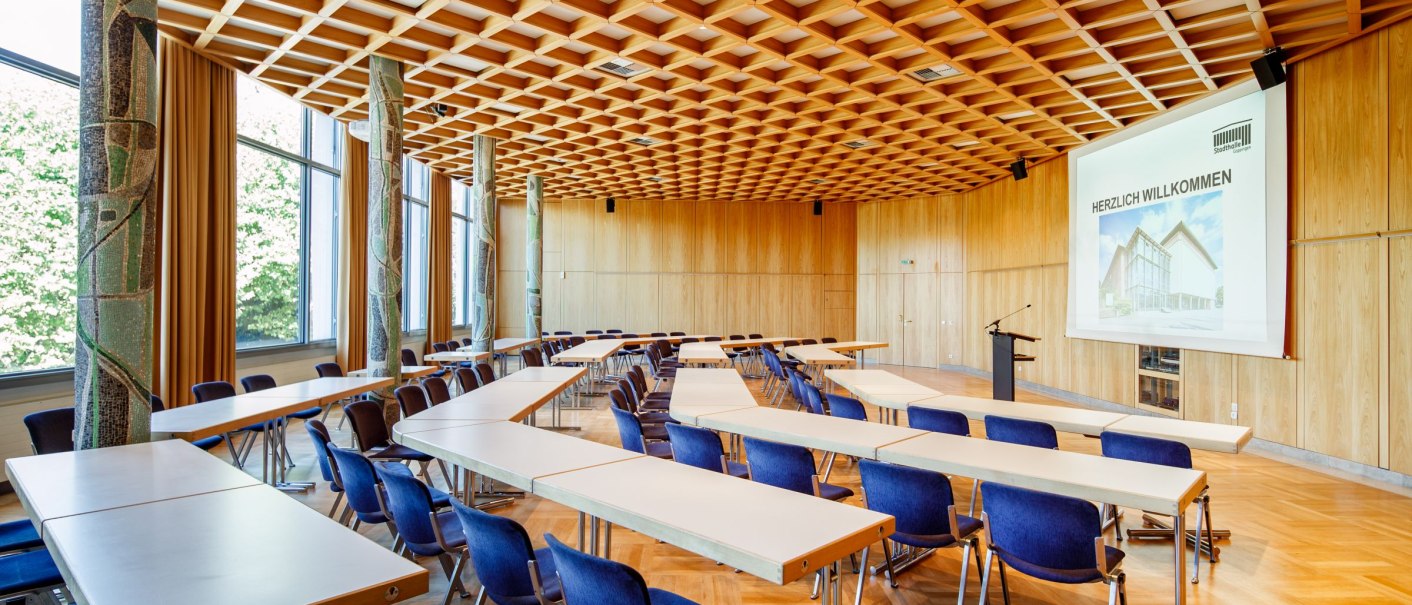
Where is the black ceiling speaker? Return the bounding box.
[813,199,823,216]
[1009,158,1028,181]
[1251,47,1287,90]
[606,196,616,213]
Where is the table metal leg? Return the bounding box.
[1173,511,1186,605]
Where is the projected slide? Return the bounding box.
[1067,80,1287,358]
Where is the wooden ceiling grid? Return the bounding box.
[156,0,1412,202]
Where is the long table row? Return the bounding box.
[668,368,1207,605]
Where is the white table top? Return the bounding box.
[151,394,316,441]
[1104,415,1254,454]
[406,375,580,423]
[820,341,889,353]
[43,485,428,605]
[697,407,926,459]
[533,456,894,585]
[677,343,731,366]
[912,395,1126,436]
[552,339,625,363]
[877,432,1207,516]
[350,365,439,379]
[496,366,589,383]
[849,384,946,408]
[393,421,642,492]
[784,345,856,366]
[4,440,260,535]
[825,370,918,388]
[673,368,743,384]
[493,337,541,353]
[240,376,394,405]
[389,418,499,435]
[427,350,493,362]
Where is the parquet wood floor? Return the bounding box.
[6,365,1412,604]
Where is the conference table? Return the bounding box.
[676,342,732,367]
[5,440,428,604]
[425,350,492,365]
[671,368,1207,605]
[551,339,625,396]
[408,366,587,428]
[349,365,440,380]
[151,393,315,488]
[392,366,894,605]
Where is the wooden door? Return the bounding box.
[878,274,905,365]
[904,273,940,368]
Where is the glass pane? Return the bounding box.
[237,76,303,155]
[404,201,428,332]
[451,217,466,326]
[236,144,302,349]
[0,63,78,374]
[1138,375,1180,414]
[1138,346,1181,374]
[403,158,429,202]
[308,170,339,342]
[0,1,81,75]
[310,110,340,169]
[452,179,471,217]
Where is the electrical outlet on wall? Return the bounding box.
[1230,402,1238,420]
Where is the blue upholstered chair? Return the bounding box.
[0,550,66,602]
[455,367,480,394]
[451,499,562,605]
[1101,431,1215,578]
[826,394,869,422]
[305,419,347,520]
[422,377,452,406]
[375,466,470,605]
[610,406,672,459]
[859,460,982,601]
[395,385,431,418]
[0,521,41,555]
[984,415,1059,449]
[150,395,226,453]
[344,400,453,488]
[742,437,852,502]
[664,423,748,478]
[544,533,699,605]
[242,374,318,469]
[328,446,398,536]
[908,406,971,436]
[22,408,74,455]
[979,482,1127,605]
[800,379,827,415]
[192,380,270,468]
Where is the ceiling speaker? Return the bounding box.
[1251,47,1287,90]
[1010,159,1028,181]
[606,197,616,213]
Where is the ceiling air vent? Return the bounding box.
[808,178,830,185]
[596,58,649,78]
[627,136,661,146]
[842,139,873,149]
[908,64,961,82]
[647,176,666,182]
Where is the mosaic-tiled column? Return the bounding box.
[470,135,497,352]
[366,56,404,427]
[525,175,543,338]
[75,0,159,448]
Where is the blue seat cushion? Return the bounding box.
[404,510,465,557]
[725,460,749,478]
[430,487,452,509]
[0,521,42,552]
[192,436,225,452]
[0,550,63,593]
[891,514,982,549]
[645,441,674,459]
[648,587,701,605]
[286,406,322,420]
[639,411,674,424]
[818,482,854,501]
[368,444,434,463]
[998,545,1125,585]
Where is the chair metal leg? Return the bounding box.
[957,539,973,605]
[1191,496,1206,583]
[968,480,980,516]
[1118,573,1128,605]
[853,546,870,605]
[997,559,1011,605]
[1108,574,1121,605]
[326,492,345,518]
[1203,494,1215,563]
[474,586,488,605]
[978,549,994,604]
[881,540,898,587]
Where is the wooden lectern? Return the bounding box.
[989,329,1038,401]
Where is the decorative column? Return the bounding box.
[366,56,404,427]
[470,135,497,352]
[75,0,159,448]
[525,175,543,338]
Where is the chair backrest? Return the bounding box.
[825,394,868,421]
[680,337,699,344]
[24,408,75,455]
[821,337,838,343]
[981,482,1103,573]
[704,336,722,342]
[781,340,799,348]
[1100,431,1192,469]
[522,348,544,367]
[421,377,452,406]
[191,380,236,402]
[859,459,958,538]
[748,333,763,339]
[545,533,655,605]
[395,385,431,418]
[314,362,345,378]
[650,332,667,337]
[461,338,474,348]
[908,406,971,436]
[984,415,1059,449]
[344,400,391,451]
[456,367,479,393]
[474,362,496,387]
[568,337,586,346]
[150,395,166,412]
[452,499,544,602]
[743,436,817,496]
[800,380,826,415]
[608,387,636,414]
[554,331,573,336]
[305,419,340,486]
[800,338,818,345]
[240,374,277,393]
[328,447,387,523]
[432,341,449,353]
[665,423,729,474]
[586,330,603,335]
[374,464,446,556]
[669,331,686,337]
[605,329,623,334]
[400,348,418,366]
[609,406,647,454]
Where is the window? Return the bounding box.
[0,6,80,376]
[235,76,341,350]
[402,157,430,332]
[451,180,473,327]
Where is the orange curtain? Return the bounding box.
[337,133,370,371]
[156,37,237,407]
[426,170,454,352]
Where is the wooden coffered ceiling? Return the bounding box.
[156,0,1411,202]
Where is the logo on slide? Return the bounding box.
[1212,120,1251,154]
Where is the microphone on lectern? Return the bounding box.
[986,304,1031,332]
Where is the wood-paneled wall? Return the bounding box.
[495,198,856,341]
[857,20,1412,473]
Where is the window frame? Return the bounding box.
[451,181,473,329]
[401,157,431,335]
